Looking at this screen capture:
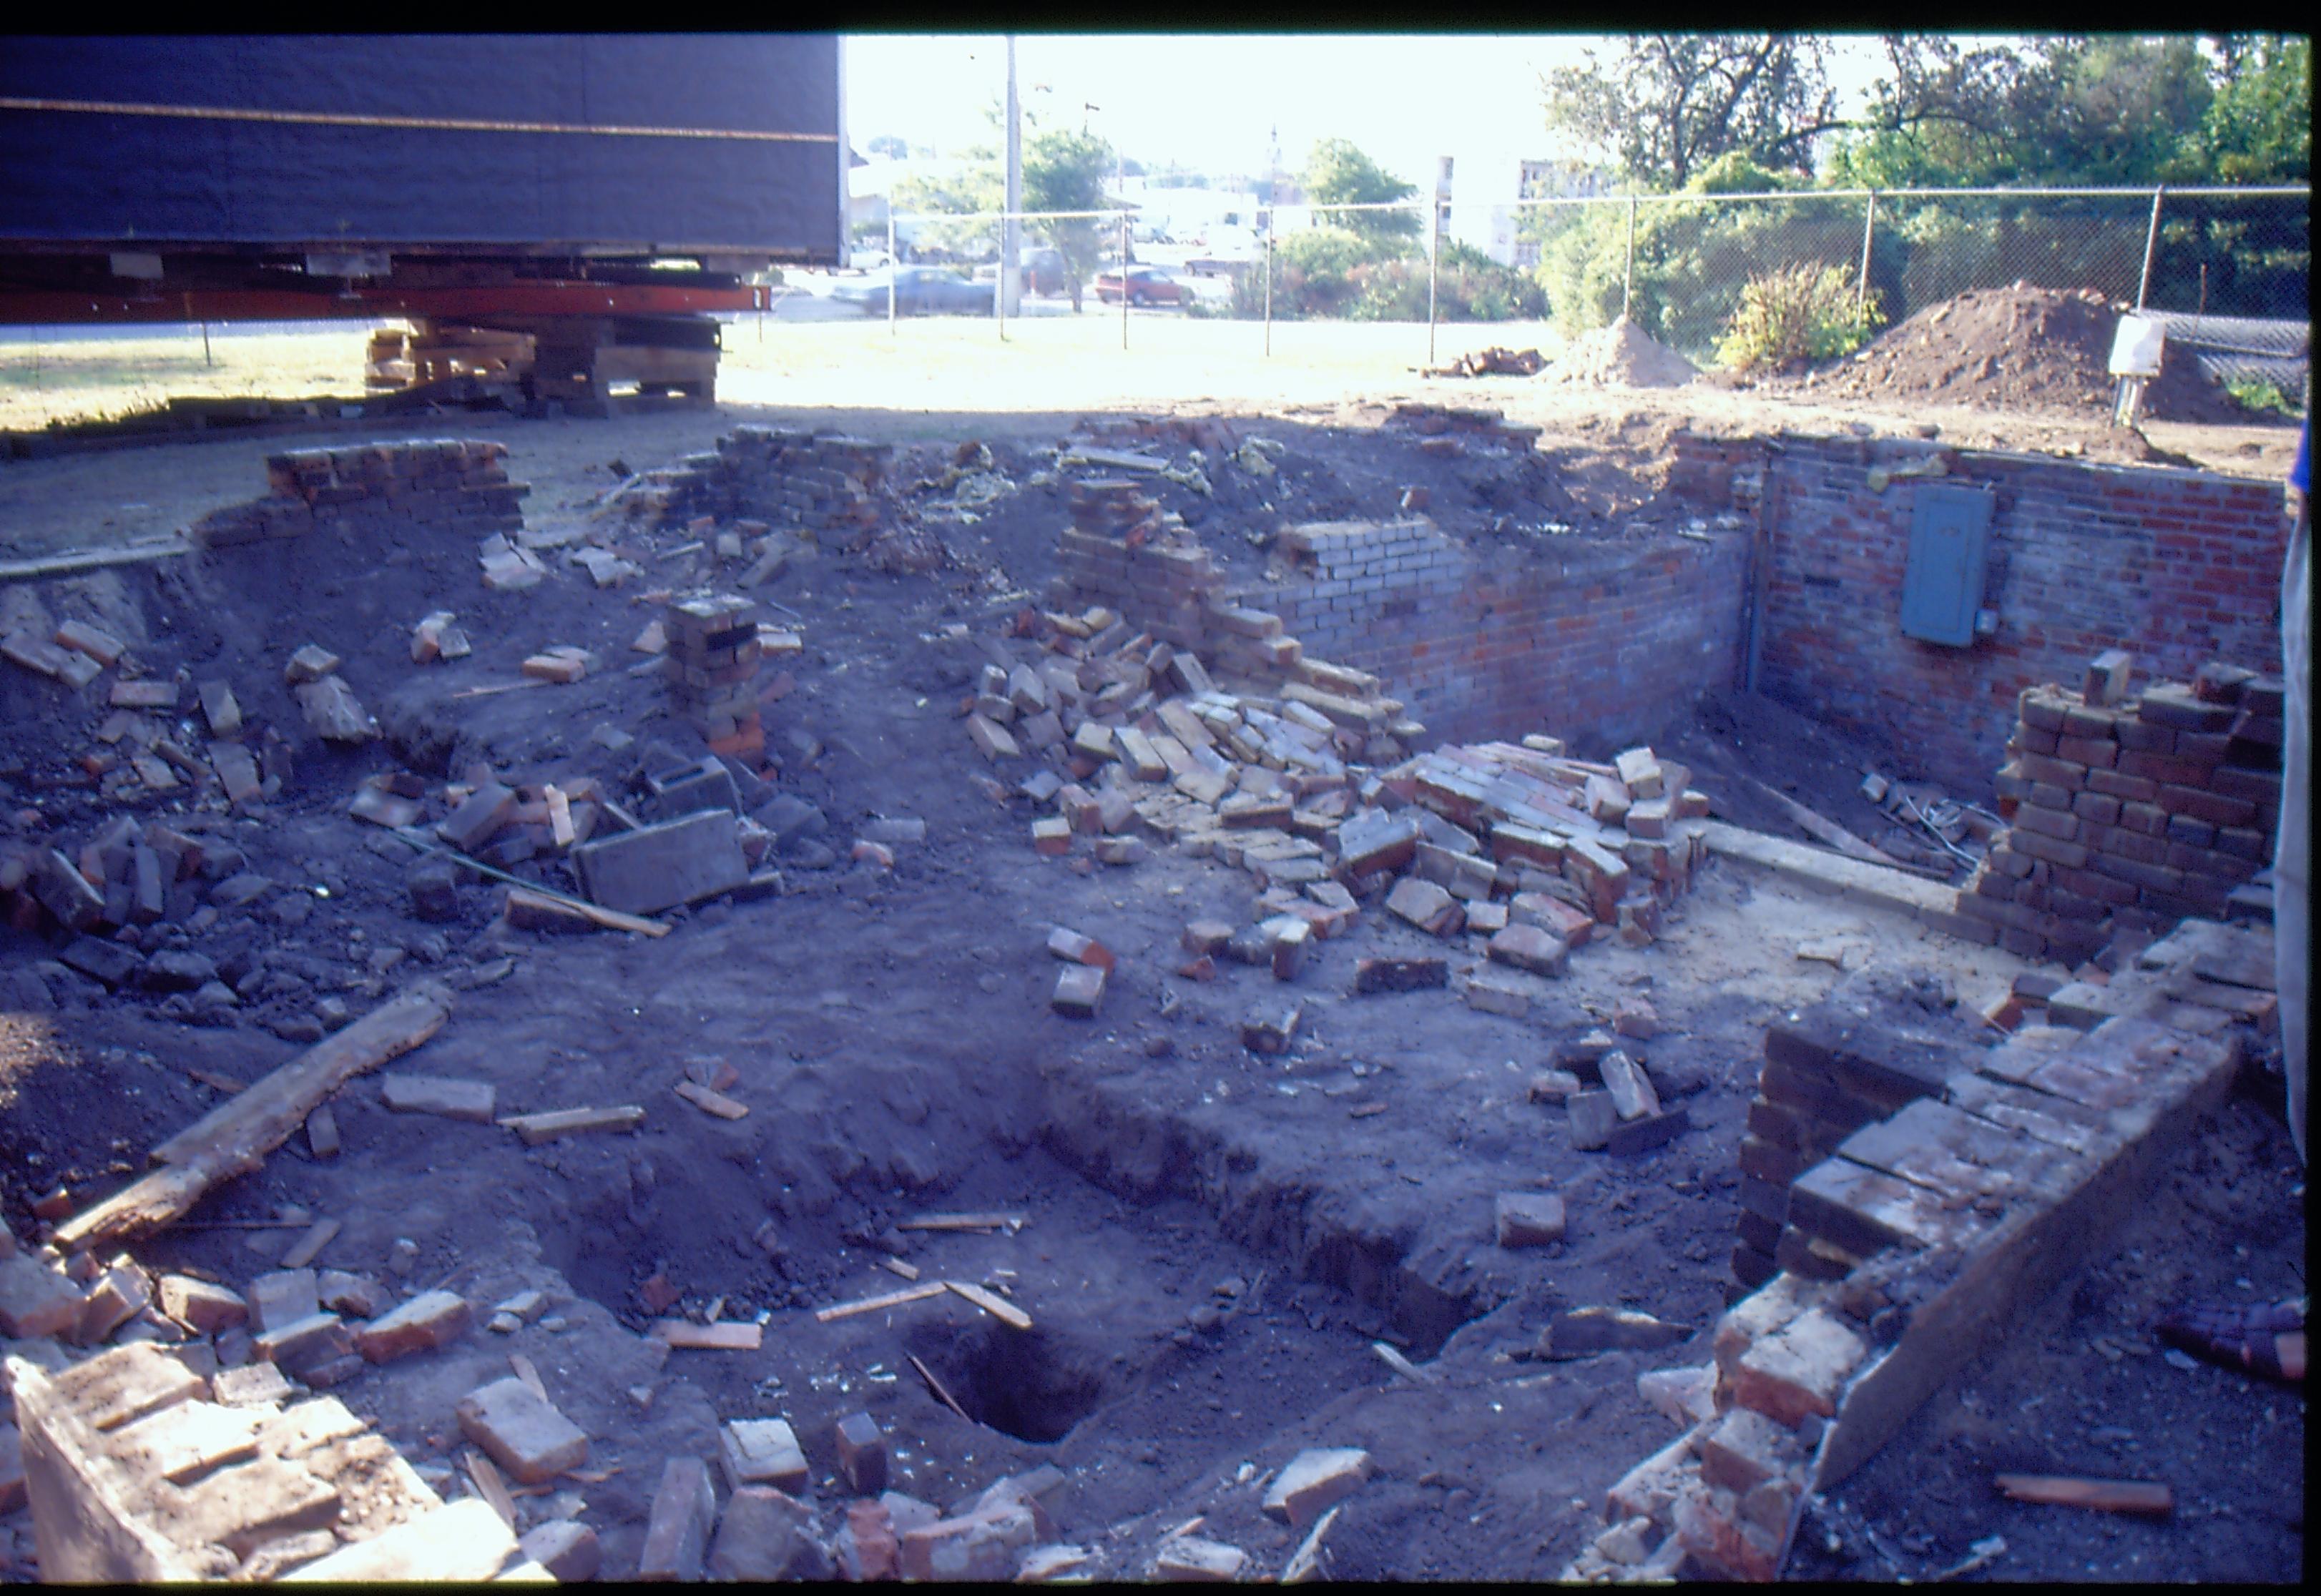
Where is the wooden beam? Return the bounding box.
[944,1280,1032,1331]
[55,984,452,1250]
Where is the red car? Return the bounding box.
[1094,266,1196,307]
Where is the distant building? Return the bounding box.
[1444,157,1616,267]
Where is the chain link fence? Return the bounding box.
[856,183,2306,404]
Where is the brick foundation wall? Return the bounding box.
[1672,432,2289,795]
[610,427,893,541]
[187,440,525,548]
[1243,519,1751,752]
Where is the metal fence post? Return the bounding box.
[886,210,898,338]
[1427,201,1441,368]
[996,213,1006,343]
[1120,212,1130,350]
[1263,234,1274,357]
[2136,185,2165,310]
[1856,191,1877,316]
[1621,194,1639,322]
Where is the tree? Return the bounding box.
[1024,127,1116,311]
[2180,34,2310,182]
[1302,139,1420,246]
[889,158,1001,262]
[1543,34,1842,189]
[864,134,908,161]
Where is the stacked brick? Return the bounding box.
[1385,402,1544,450]
[610,426,893,544]
[188,440,524,550]
[1576,917,2267,1582]
[1958,659,2283,965]
[663,594,765,760]
[1052,502,1229,652]
[1730,1000,1969,1291]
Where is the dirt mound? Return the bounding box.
[1554,317,1698,389]
[1795,284,2248,424]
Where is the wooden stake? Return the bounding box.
[652,1320,762,1350]
[497,1105,645,1146]
[509,1354,549,1404]
[897,1212,1026,1234]
[909,1353,971,1422]
[464,1448,518,1528]
[279,1218,340,1270]
[1993,1474,2172,1515]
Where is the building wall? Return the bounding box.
[1670,433,2290,794]
[1245,518,1750,752]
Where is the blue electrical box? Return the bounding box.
[1898,485,1996,646]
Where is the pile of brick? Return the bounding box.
[1071,413,1240,455]
[1959,654,2284,965]
[609,426,893,546]
[1575,915,2270,1582]
[662,593,765,761]
[187,440,524,551]
[1068,477,1164,545]
[1053,504,1227,651]
[1385,402,1544,451]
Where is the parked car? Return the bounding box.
[1094,265,1197,307]
[846,245,893,271]
[829,265,994,317]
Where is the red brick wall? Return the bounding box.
[1672,433,2290,794]
[1245,520,1750,751]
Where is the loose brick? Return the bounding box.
[835,1412,888,1495]
[158,1274,248,1335]
[1262,1447,1372,1529]
[354,1289,471,1363]
[1732,1306,1868,1428]
[456,1376,589,1484]
[1385,876,1465,936]
[1052,964,1106,1018]
[721,1417,809,1494]
[640,1454,717,1581]
[247,1268,322,1334]
[1488,922,1566,977]
[1355,955,1448,993]
[1495,1193,1567,1248]
[381,1074,496,1122]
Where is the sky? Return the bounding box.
[843,34,1898,186]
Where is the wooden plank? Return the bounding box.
[880,1258,921,1281]
[464,1447,519,1528]
[651,1319,762,1350]
[391,827,668,937]
[944,1279,1032,1331]
[56,984,452,1250]
[1741,774,1909,867]
[496,1105,645,1146]
[509,1354,548,1404]
[896,1212,1026,1233]
[1993,1474,2172,1515]
[673,1080,748,1120]
[813,1282,947,1324]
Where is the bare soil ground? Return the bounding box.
[0,338,2303,1584]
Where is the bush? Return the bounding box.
[1223,232,1547,322]
[2227,376,2305,418]
[1717,262,1885,373]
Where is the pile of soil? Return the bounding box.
[1792,284,2249,425]
[1552,318,1698,389]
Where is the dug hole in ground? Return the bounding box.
[0,330,2304,1584]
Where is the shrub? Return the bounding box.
[2226,376,2305,418]
[1717,262,1885,373]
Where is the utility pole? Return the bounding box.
[1002,36,1023,320]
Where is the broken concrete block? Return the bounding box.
[457,1376,588,1484]
[294,676,374,742]
[198,681,242,737]
[571,809,749,915]
[1053,964,1106,1018]
[1385,876,1464,937]
[1263,1447,1372,1529]
[835,1412,888,1496]
[519,1519,602,1583]
[720,1417,808,1494]
[1355,955,1448,994]
[1183,920,1235,956]
[283,1497,515,1582]
[354,1289,471,1364]
[381,1075,496,1123]
[1495,1193,1567,1248]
